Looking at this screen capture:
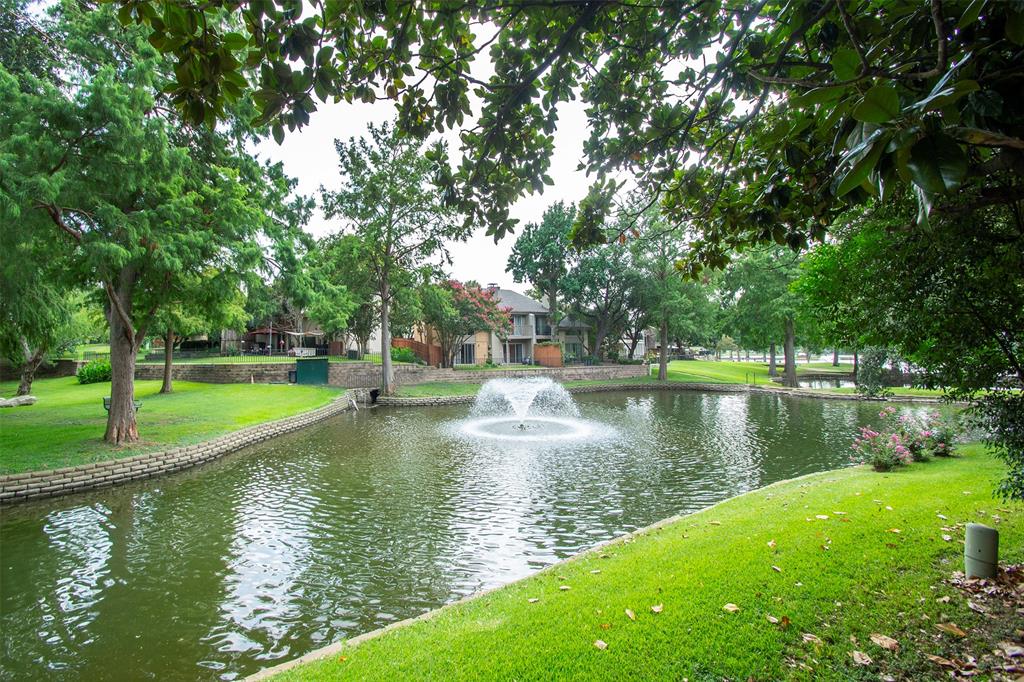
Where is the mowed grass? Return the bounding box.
[274,448,1022,681]
[0,376,342,474]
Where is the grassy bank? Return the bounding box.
[0,376,342,474]
[274,448,1021,681]
[393,360,946,399]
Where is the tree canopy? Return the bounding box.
[112,0,1023,269]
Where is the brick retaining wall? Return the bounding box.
[0,391,360,506]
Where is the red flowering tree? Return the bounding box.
[422,280,511,368]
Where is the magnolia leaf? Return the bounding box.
[789,84,847,108]
[559,585,571,591]
[803,633,823,645]
[767,539,776,549]
[1006,10,1024,45]
[593,639,608,650]
[907,135,967,194]
[528,598,539,603]
[870,633,899,651]
[834,131,888,197]
[772,565,782,573]
[831,47,860,80]
[850,650,873,666]
[766,614,779,624]
[935,622,967,637]
[853,85,900,123]
[625,609,636,621]
[927,654,956,667]
[723,603,740,613]
[651,604,664,614]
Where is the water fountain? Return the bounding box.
[454,377,611,442]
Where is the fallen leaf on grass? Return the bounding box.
[771,565,782,573]
[767,539,776,549]
[887,528,901,534]
[815,515,829,520]
[833,511,847,515]
[338,656,348,663]
[941,534,952,542]
[998,642,1024,658]
[885,505,893,510]
[723,603,740,613]
[559,585,571,591]
[850,650,872,666]
[594,639,608,650]
[590,569,601,574]
[935,622,967,637]
[780,615,791,629]
[599,623,611,630]
[528,598,539,603]
[927,654,956,668]
[937,513,948,520]
[709,521,721,526]
[625,609,636,621]
[870,633,899,651]
[802,633,823,645]
[936,596,950,603]
[651,604,663,614]
[766,614,779,624]
[967,600,986,613]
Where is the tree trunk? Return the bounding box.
[16,343,46,396]
[853,350,859,379]
[783,317,797,387]
[805,349,811,364]
[380,280,395,394]
[161,328,174,394]
[105,293,139,444]
[746,350,750,362]
[832,349,839,366]
[657,319,668,381]
[769,343,777,377]
[547,283,557,323]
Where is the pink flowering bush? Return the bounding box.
[853,408,963,471]
[851,425,913,471]
[922,411,960,457]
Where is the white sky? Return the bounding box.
[253,90,594,291]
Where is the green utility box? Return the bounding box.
[295,357,329,385]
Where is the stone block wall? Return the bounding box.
[135,362,292,383]
[0,391,358,506]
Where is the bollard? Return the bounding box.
[964,523,998,579]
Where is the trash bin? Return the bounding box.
[287,370,297,384]
[347,349,359,360]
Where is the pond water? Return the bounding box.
[1,391,924,681]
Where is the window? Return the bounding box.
[511,315,529,336]
[457,343,476,365]
[565,342,582,359]
[507,342,525,363]
[535,315,552,336]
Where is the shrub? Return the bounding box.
[76,358,112,384]
[856,347,894,398]
[851,425,913,471]
[390,346,417,363]
[921,411,960,457]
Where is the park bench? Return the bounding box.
[103,397,143,412]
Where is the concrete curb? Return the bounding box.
[0,390,362,506]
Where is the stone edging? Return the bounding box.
[0,390,361,506]
[376,381,948,406]
[244,466,837,681]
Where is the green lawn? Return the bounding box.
[274,448,1022,681]
[0,376,342,474]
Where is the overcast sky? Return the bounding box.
[253,92,593,292]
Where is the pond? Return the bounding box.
[1,390,925,681]
[797,378,859,389]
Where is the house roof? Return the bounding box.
[491,288,549,314]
